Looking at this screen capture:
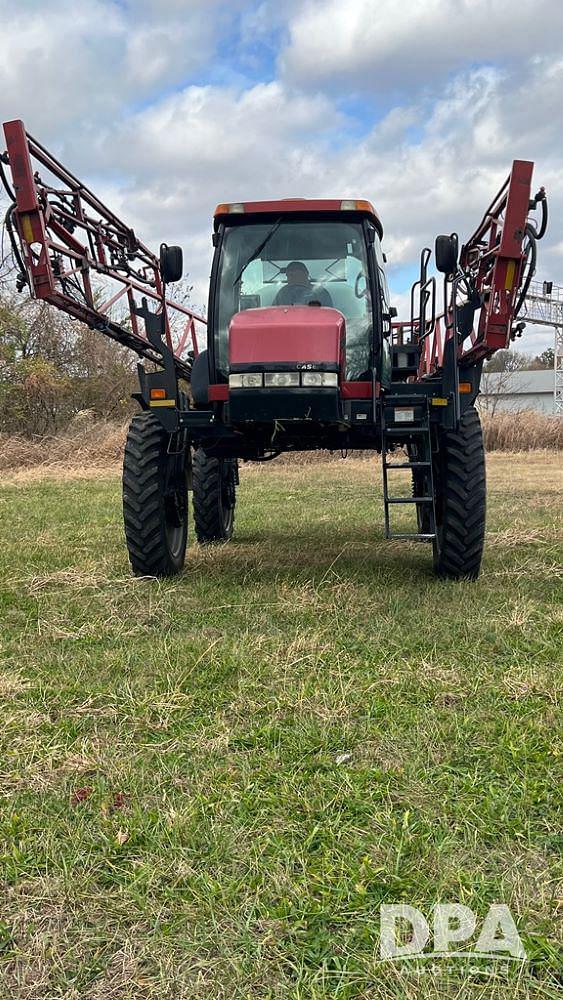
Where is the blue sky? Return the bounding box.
[1,0,561,354]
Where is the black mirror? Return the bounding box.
[160,243,183,283]
[435,233,458,275]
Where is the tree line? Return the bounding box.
[0,282,139,436]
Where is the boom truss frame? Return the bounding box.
[392,160,537,381]
[2,119,205,379]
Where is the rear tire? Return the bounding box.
[122,412,188,576]
[433,406,486,580]
[192,449,237,544]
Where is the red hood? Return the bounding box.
[229,306,345,366]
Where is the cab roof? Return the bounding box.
[213,198,383,237]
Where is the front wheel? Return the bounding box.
[122,412,188,577]
[432,406,486,580]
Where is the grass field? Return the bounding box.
[0,452,561,999]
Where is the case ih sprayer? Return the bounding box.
[1,120,548,579]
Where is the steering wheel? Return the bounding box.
[355,272,367,299]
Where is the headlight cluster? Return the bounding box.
[229,371,338,389]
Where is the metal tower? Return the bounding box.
[522,281,563,414]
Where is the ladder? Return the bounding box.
[381,395,436,542]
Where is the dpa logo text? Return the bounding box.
[380,904,527,963]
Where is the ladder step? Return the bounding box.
[383,461,431,470]
[387,497,433,504]
[389,532,436,541]
[385,394,426,402]
[385,427,430,435]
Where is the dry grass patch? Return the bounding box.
[481,410,563,451]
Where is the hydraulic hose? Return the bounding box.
[514,221,537,318]
[527,188,548,240]
[0,154,15,201]
[4,204,29,286]
[512,190,547,318]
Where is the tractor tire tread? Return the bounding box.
[434,407,486,581]
[122,412,187,577]
[192,449,236,544]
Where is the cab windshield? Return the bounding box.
[214,218,376,379]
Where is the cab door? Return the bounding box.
[369,228,392,389]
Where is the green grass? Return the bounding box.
[0,453,561,999]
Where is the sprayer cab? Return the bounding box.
[196,199,392,421]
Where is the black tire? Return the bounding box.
[122,412,188,576]
[433,406,486,580]
[192,449,237,544]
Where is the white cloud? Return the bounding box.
[281,0,563,92]
[0,0,225,138]
[0,1,123,132]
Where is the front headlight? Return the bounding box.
[229,371,338,389]
[301,372,338,387]
[229,372,263,388]
[264,372,300,387]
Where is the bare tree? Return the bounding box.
[479,368,532,416]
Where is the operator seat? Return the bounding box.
[273,283,333,308]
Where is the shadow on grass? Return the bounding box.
[183,520,437,589]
